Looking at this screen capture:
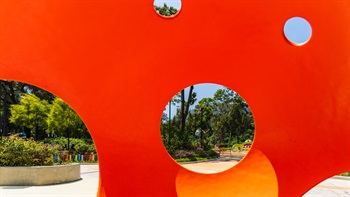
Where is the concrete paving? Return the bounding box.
[303,177,350,197]
[0,163,349,196]
[181,160,239,174]
[0,165,99,197]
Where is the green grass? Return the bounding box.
[340,172,350,176]
[175,157,212,163]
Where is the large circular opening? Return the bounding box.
[0,80,99,195]
[160,83,255,174]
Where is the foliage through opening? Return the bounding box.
[0,80,97,166]
[154,0,181,17]
[160,83,255,173]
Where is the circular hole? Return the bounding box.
[160,83,255,174]
[154,0,181,18]
[284,17,312,46]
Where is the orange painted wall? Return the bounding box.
[0,1,349,196]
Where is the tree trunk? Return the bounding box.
[200,109,203,147]
[0,113,2,139]
[34,126,38,141]
[68,137,70,150]
[179,90,185,138]
[24,127,31,138]
[236,132,240,144]
[168,101,171,145]
[0,81,18,105]
[8,81,18,104]
[219,131,224,144]
[3,98,8,135]
[67,130,71,150]
[228,131,232,145]
[179,86,194,140]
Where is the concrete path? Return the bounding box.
[181,160,239,174]
[0,163,349,196]
[303,177,350,197]
[0,165,99,197]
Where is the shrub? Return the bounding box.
[206,149,219,158]
[175,158,190,162]
[43,137,96,154]
[195,148,207,158]
[0,135,62,166]
[193,157,207,161]
[173,149,219,161]
[174,150,196,159]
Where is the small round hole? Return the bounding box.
[284,17,312,46]
[160,83,255,174]
[154,0,181,18]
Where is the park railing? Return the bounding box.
[52,153,98,163]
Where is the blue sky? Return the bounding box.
[284,17,312,45]
[154,0,181,9]
[164,83,225,118]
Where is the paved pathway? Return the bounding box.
[0,163,349,196]
[304,177,350,197]
[0,165,99,197]
[181,160,239,173]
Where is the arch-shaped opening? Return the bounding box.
[303,172,350,196]
[0,80,99,196]
[160,83,255,174]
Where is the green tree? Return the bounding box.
[154,3,178,16]
[46,98,88,150]
[169,87,196,149]
[1,80,24,137]
[179,86,196,141]
[227,95,254,144]
[160,85,255,158]
[189,98,214,149]
[9,94,49,140]
[211,88,254,144]
[1,80,55,138]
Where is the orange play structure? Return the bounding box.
[0,1,349,196]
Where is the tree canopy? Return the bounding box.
[1,80,55,137]
[9,94,49,140]
[1,80,90,149]
[154,3,178,17]
[47,97,88,149]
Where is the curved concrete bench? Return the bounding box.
[0,163,80,186]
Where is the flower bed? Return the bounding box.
[0,136,98,166]
[0,136,60,166]
[0,136,81,185]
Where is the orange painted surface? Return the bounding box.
[0,1,349,196]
